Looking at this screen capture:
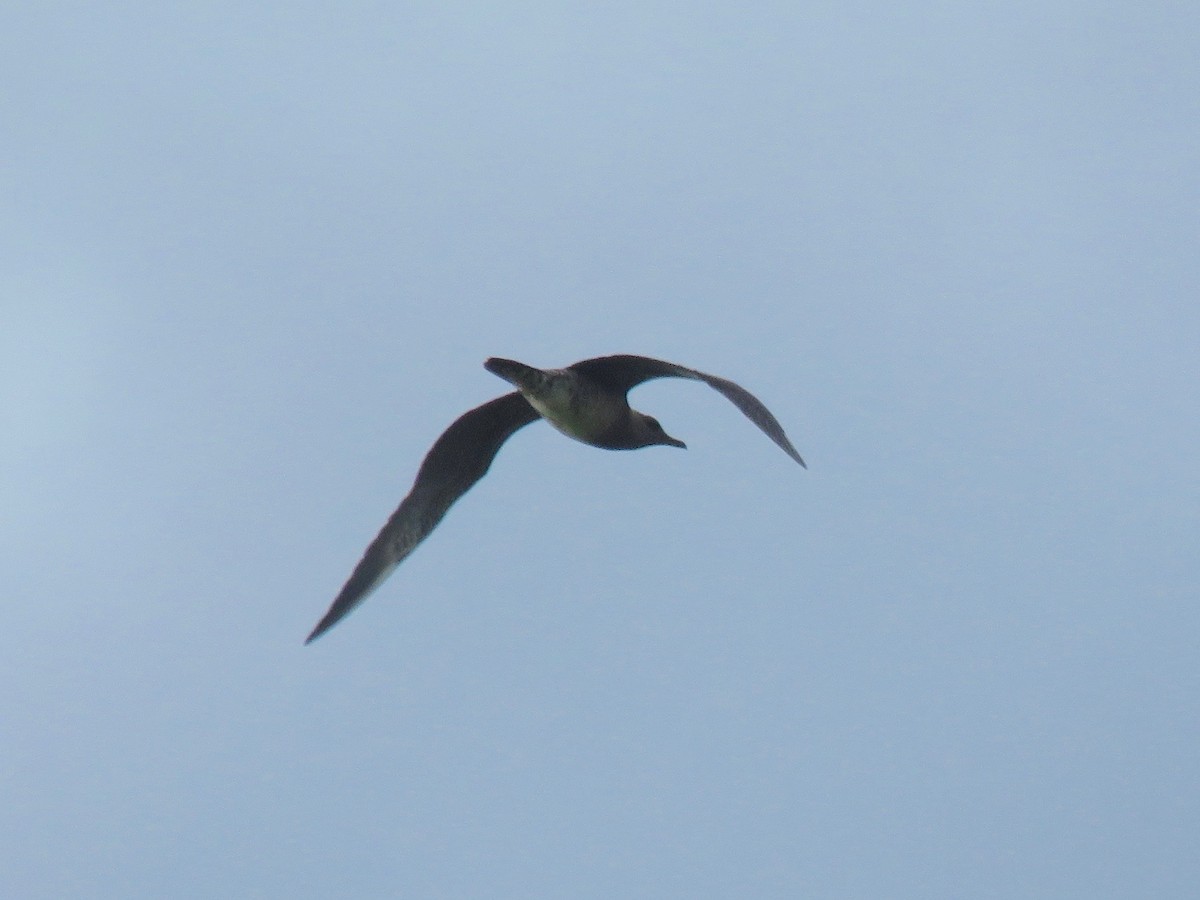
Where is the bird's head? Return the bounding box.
[634,413,687,450]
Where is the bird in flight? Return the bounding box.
[306,354,805,643]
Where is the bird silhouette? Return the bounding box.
[306,354,805,643]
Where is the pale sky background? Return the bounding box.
[3,3,1198,898]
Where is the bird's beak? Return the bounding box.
[661,434,687,449]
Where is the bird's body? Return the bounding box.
[486,360,619,445]
[305,354,805,643]
[483,357,684,450]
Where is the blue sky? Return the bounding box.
[3,3,1197,897]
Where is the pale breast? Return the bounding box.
[522,376,624,446]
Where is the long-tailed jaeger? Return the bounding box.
[305,354,805,643]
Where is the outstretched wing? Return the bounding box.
[568,354,806,467]
[306,392,539,643]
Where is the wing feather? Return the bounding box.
[306,392,538,643]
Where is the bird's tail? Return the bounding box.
[484,358,552,393]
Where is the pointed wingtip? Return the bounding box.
[304,612,339,645]
[781,442,806,468]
